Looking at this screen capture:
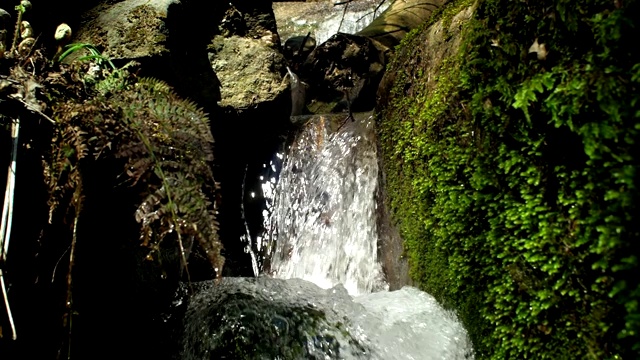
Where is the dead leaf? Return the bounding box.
[528,38,548,60]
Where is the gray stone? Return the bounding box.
[70,0,223,105]
[73,0,177,61]
[209,34,287,109]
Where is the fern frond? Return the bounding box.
[136,77,172,95]
[48,70,224,278]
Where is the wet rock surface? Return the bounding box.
[178,277,370,360]
[70,0,223,106]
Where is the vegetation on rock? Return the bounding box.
[378,0,640,358]
[1,2,223,350]
[47,63,224,277]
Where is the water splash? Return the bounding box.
[179,113,475,359]
[178,278,474,360]
[353,287,474,360]
[265,114,387,296]
[179,278,371,360]
[315,1,390,44]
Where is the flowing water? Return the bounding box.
[179,277,473,360]
[179,114,474,359]
[274,0,391,45]
[265,113,386,296]
[313,1,391,45]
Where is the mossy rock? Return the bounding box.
[178,278,370,360]
[72,0,173,61]
[377,0,640,358]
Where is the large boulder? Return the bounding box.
[209,1,287,110]
[209,35,286,109]
[72,0,174,60]
[377,0,640,357]
[70,0,223,107]
[178,277,370,360]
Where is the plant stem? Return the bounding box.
[0,269,16,339]
[132,126,192,285]
[9,4,23,56]
[65,180,82,360]
[0,116,20,340]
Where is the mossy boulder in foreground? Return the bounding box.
[178,278,370,360]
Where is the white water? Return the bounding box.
[353,287,474,360]
[314,1,390,44]
[181,278,474,360]
[266,114,387,296]
[274,0,391,46]
[257,114,475,359]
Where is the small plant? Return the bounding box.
[0,0,33,59]
[55,43,116,70]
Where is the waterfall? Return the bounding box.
[274,0,391,45]
[264,113,387,296]
[314,1,391,45]
[177,113,474,359]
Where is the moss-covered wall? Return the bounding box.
[377,0,640,358]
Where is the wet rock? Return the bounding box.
[208,34,287,109]
[209,2,288,110]
[72,0,173,60]
[70,0,223,106]
[177,277,370,360]
[301,32,388,114]
[283,33,316,70]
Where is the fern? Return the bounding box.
[48,69,224,277]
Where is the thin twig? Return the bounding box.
[10,96,55,124]
[1,117,19,262]
[337,1,350,33]
[65,180,82,360]
[51,244,71,283]
[0,117,20,340]
[357,0,389,23]
[1,118,19,260]
[373,0,388,15]
[333,0,356,5]
[9,4,24,55]
[0,269,17,340]
[335,88,355,132]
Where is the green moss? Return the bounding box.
[378,0,640,358]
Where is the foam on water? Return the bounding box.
[179,278,474,359]
[353,287,474,360]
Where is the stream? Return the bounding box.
[177,114,474,359]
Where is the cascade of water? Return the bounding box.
[314,1,390,44]
[264,114,387,296]
[179,277,474,360]
[274,0,391,45]
[182,112,475,359]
